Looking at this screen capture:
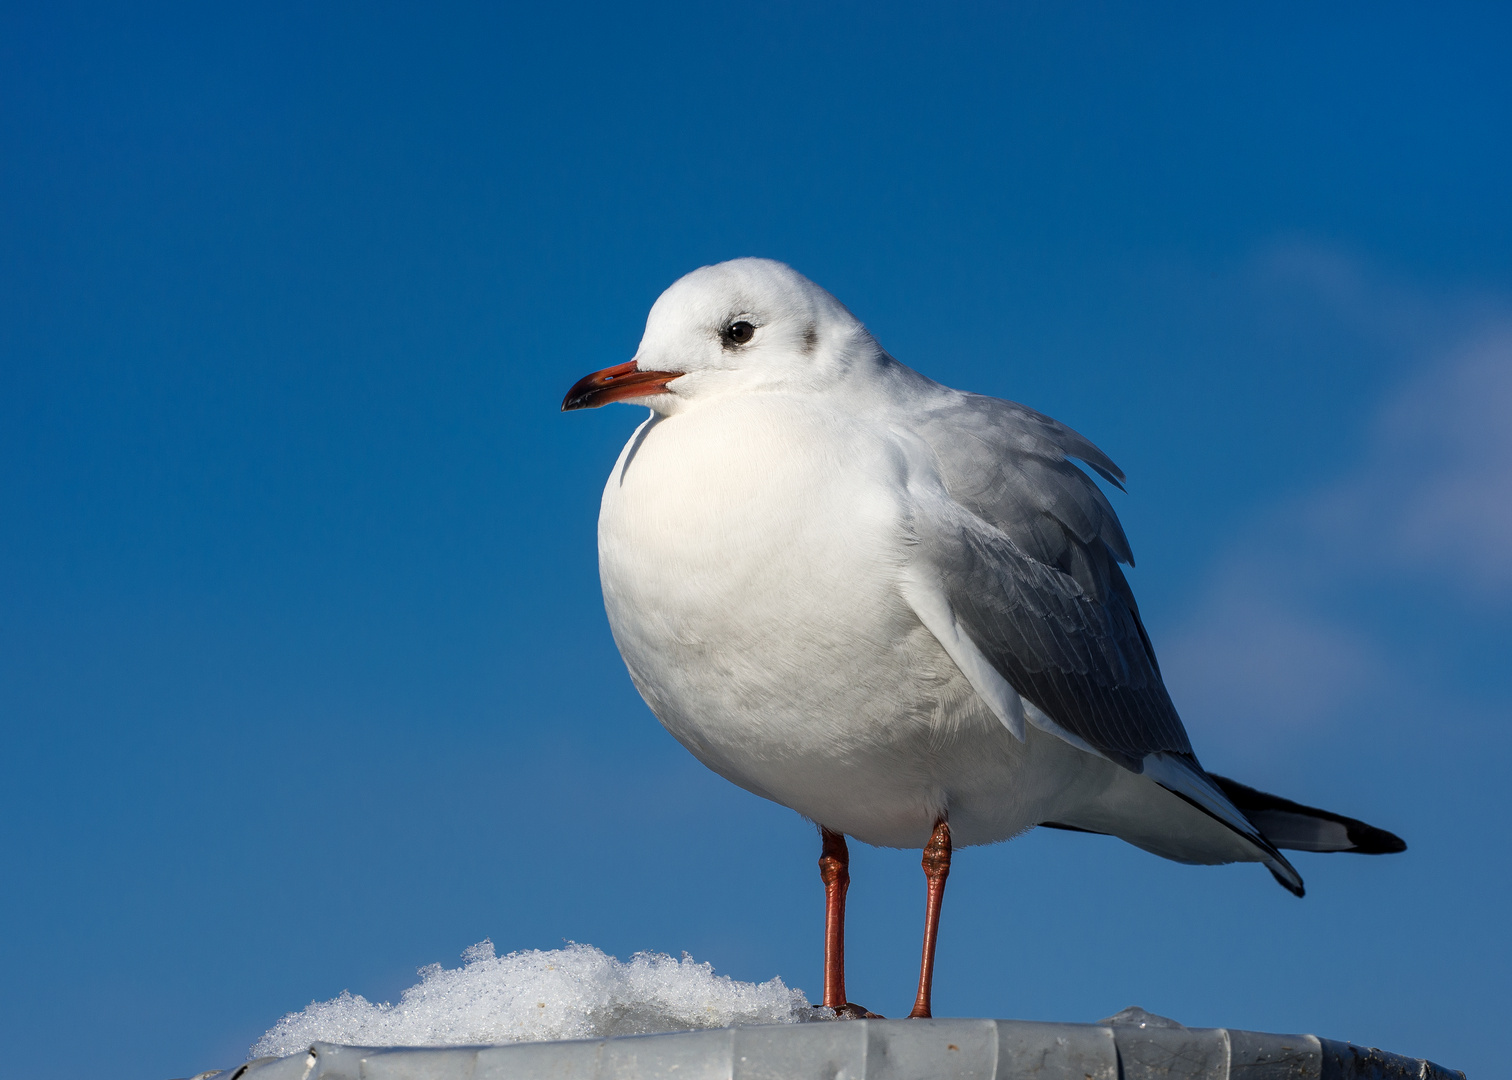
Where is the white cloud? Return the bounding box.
[1161,561,1382,751]
[1160,248,1512,755]
[1335,329,1512,594]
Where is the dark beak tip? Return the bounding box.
[562,361,680,413]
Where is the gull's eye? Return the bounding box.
[724,320,756,346]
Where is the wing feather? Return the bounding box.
[901,391,1189,768]
[897,387,1309,893]
[905,487,1191,768]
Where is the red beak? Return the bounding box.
[561,361,684,411]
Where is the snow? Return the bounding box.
[250,940,822,1058]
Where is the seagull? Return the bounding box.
[561,258,1405,1020]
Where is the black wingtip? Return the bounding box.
[1348,823,1408,855]
[1210,773,1408,856]
[1269,866,1306,898]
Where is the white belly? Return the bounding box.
[597,395,1104,848]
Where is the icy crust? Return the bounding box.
[250,940,818,1058]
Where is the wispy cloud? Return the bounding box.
[1161,561,1383,750]
[1327,327,1512,595]
[1160,245,1512,756]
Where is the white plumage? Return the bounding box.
[567,257,1404,904]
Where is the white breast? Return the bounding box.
[597,393,1100,848]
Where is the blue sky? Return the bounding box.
[2,3,1509,1077]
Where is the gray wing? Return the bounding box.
[898,390,1305,891]
[907,391,1192,770]
[913,392,1132,567]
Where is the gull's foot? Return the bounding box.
[832,1002,883,1020]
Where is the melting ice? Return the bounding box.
[251,940,818,1058]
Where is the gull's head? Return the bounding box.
[561,258,876,414]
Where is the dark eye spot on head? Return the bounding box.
[722,320,756,348]
[803,323,819,353]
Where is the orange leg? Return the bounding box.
[818,828,880,1019]
[908,819,952,1019]
[818,828,851,1010]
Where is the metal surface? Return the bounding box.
[182,1012,1464,1080]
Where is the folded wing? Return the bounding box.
[902,390,1305,893]
[907,391,1189,769]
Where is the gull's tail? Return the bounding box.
[1040,760,1406,897]
[1208,774,1408,855]
[1142,757,1407,896]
